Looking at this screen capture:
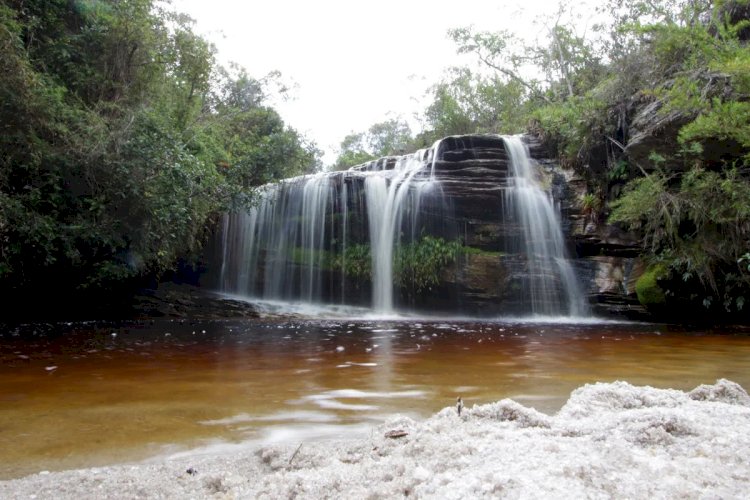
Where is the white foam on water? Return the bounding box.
[214,293,644,325]
[310,400,378,411]
[200,411,339,426]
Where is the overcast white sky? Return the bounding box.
[174,0,558,165]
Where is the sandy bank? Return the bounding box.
[2,379,749,499]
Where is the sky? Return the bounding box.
[174,0,556,165]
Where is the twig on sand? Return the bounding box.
[384,430,409,439]
[289,443,303,465]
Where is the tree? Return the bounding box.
[0,0,320,310]
[449,27,550,103]
[422,67,529,140]
[333,133,377,170]
[333,119,414,170]
[603,0,750,313]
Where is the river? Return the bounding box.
[1,316,749,479]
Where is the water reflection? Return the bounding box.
[1,319,749,479]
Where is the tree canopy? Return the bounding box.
[333,118,413,170]
[0,0,319,305]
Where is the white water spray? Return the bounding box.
[365,158,423,312]
[503,135,588,317]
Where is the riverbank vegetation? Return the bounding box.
[336,0,750,318]
[0,1,319,312]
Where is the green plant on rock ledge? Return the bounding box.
[293,236,490,296]
[332,244,372,281]
[394,236,462,293]
[581,192,603,223]
[740,253,750,273]
[326,236,462,293]
[610,165,750,314]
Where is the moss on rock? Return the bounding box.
[635,264,668,308]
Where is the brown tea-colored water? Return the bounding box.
[1,318,749,479]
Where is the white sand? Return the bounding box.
[2,379,749,499]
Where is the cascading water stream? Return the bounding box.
[502,135,588,317]
[216,142,442,312]
[215,134,587,318]
[365,154,430,312]
[340,181,348,304]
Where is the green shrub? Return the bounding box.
[394,236,462,293]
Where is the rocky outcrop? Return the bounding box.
[625,71,736,172]
[625,99,693,171]
[132,283,260,319]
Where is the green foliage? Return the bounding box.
[367,120,414,156]
[332,133,377,171]
[327,237,461,294]
[333,119,413,170]
[459,246,504,257]
[530,0,750,315]
[331,244,372,281]
[626,1,750,164]
[740,253,750,272]
[448,27,547,103]
[394,236,462,293]
[609,174,673,249]
[610,167,750,305]
[531,93,609,166]
[449,2,607,103]
[608,159,630,182]
[581,192,603,221]
[422,67,529,140]
[635,264,668,307]
[0,1,320,299]
[679,100,750,161]
[602,0,750,313]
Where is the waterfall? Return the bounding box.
[214,134,588,318]
[365,152,433,312]
[217,177,335,302]
[502,135,588,317]
[340,181,348,304]
[216,143,442,311]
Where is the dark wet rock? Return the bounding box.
[347,133,649,318]
[132,283,260,320]
[573,224,642,258]
[625,70,738,171]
